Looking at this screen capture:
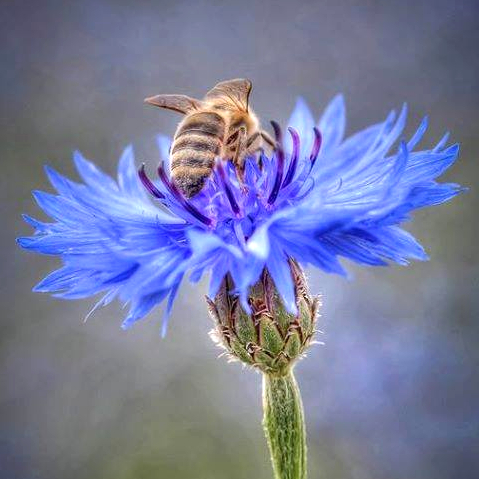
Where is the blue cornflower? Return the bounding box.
[18,95,464,335]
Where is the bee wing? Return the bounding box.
[205,78,252,112]
[144,94,202,114]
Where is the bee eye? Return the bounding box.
[226,131,239,145]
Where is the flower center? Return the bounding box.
[138,125,322,232]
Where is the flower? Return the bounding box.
[18,95,464,335]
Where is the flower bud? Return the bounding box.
[207,260,320,376]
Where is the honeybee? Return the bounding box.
[145,78,274,197]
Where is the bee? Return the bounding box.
[145,78,274,197]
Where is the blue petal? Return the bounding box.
[433,132,450,152]
[407,116,428,150]
[208,258,230,298]
[33,190,93,225]
[402,144,459,183]
[266,241,297,314]
[33,266,83,292]
[161,277,182,338]
[85,288,119,321]
[317,94,346,155]
[286,97,315,156]
[118,145,148,199]
[121,290,169,329]
[74,151,118,192]
[187,228,242,259]
[246,222,271,259]
[45,165,79,197]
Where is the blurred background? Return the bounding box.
[1,0,478,478]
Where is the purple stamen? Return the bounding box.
[138,164,165,199]
[216,161,241,216]
[258,149,268,171]
[310,127,322,168]
[270,120,283,144]
[157,163,212,227]
[267,142,285,205]
[282,127,300,187]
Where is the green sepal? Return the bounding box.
[285,331,301,359]
[259,315,284,356]
[235,306,258,344]
[208,261,319,375]
[229,336,254,365]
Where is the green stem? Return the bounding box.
[262,370,307,479]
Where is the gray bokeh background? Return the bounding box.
[1,1,478,478]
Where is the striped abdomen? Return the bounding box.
[171,111,226,197]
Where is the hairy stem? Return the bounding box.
[262,370,307,479]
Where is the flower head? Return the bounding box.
[18,95,464,335]
[208,260,320,375]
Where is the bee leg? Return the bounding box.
[246,131,261,149]
[232,127,247,167]
[260,130,276,149]
[232,127,248,185]
[244,132,262,162]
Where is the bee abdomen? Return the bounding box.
[171,136,220,156]
[172,167,212,198]
[171,137,219,175]
[171,112,226,197]
[175,111,225,139]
